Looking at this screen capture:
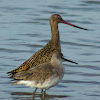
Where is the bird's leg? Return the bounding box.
[33,88,38,99]
[42,89,46,99]
[33,88,38,94]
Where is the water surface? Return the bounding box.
[0,0,100,100]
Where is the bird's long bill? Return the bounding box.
[62,56,78,64]
[62,20,88,30]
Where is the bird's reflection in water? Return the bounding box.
[11,91,67,100]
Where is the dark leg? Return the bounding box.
[33,88,38,99]
[33,88,38,94]
[42,89,46,99]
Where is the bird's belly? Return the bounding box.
[16,74,64,90]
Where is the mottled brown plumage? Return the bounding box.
[10,52,66,99]
[7,14,81,77]
[7,14,63,76]
[11,54,64,82]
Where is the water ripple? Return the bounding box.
[62,80,100,85]
[0,0,100,100]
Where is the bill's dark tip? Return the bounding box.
[74,62,78,64]
[74,25,88,30]
[69,60,78,64]
[64,58,78,64]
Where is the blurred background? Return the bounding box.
[0,0,100,100]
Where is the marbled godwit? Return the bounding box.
[10,52,75,99]
[7,14,87,76]
[8,14,87,92]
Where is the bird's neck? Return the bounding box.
[50,22,60,44]
[51,57,63,67]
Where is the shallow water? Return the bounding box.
[0,0,100,100]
